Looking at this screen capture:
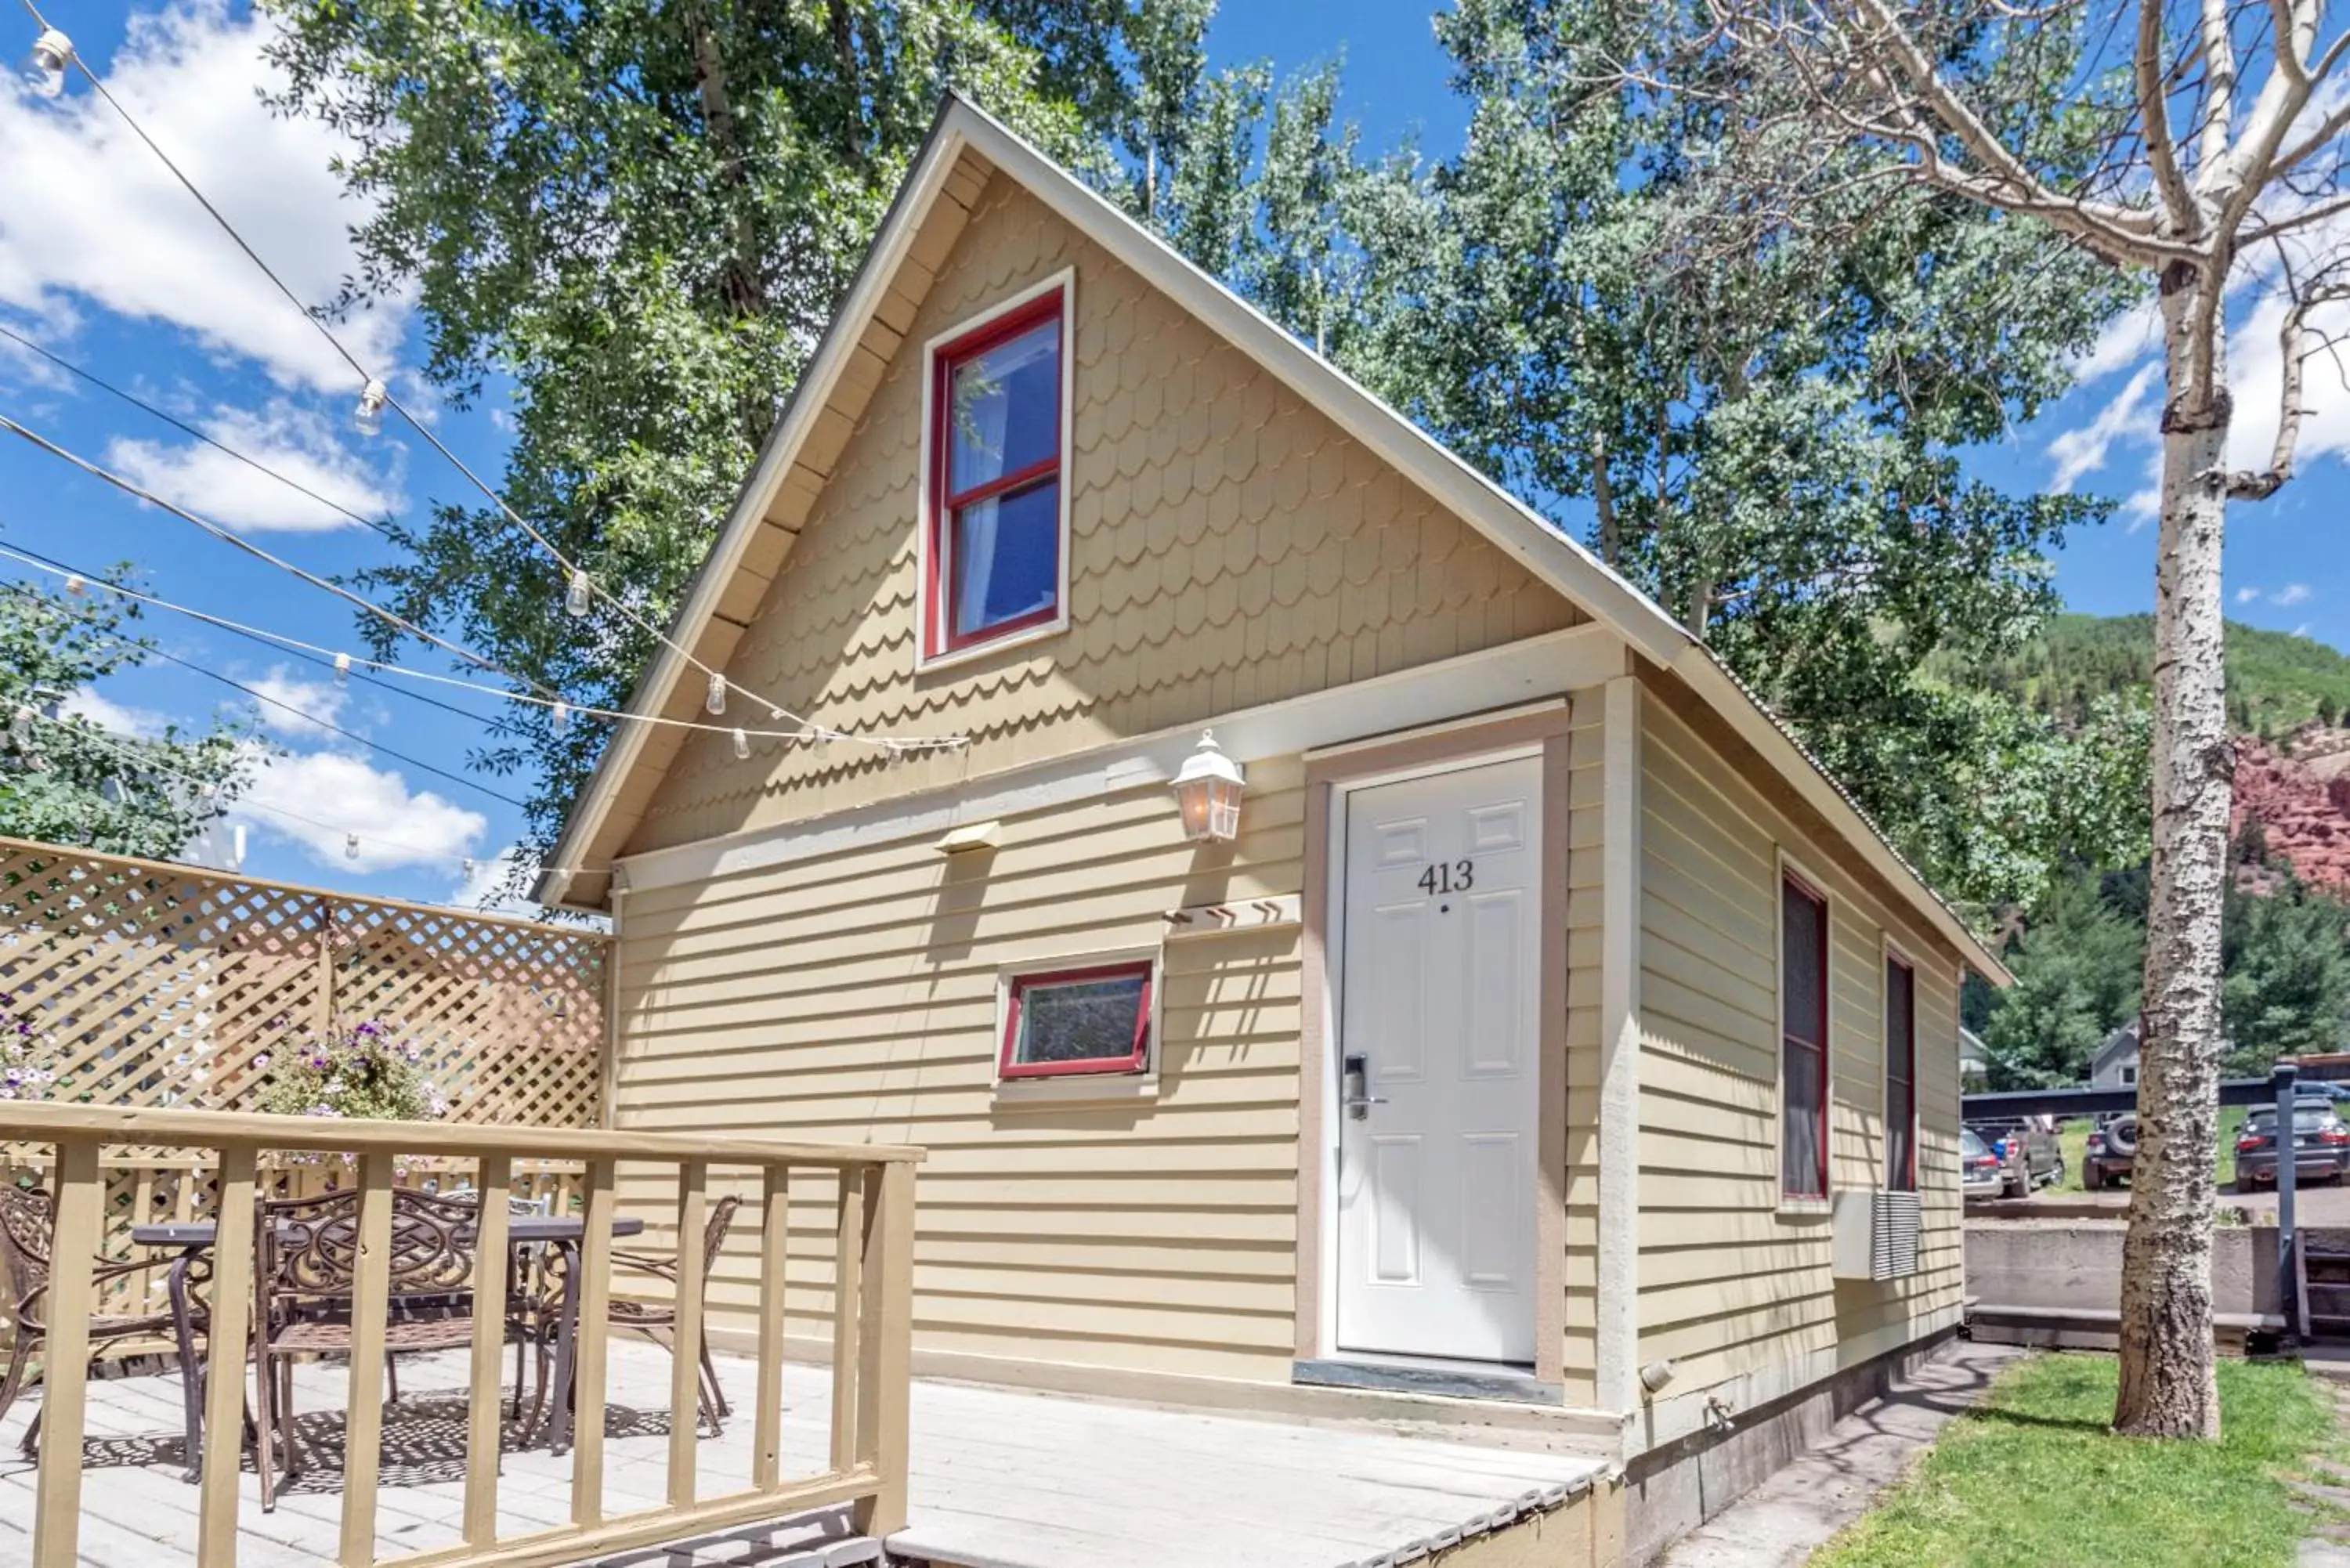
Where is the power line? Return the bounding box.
[16,5,898,746]
[0,320,398,540]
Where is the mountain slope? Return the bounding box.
[1975,613,2350,737]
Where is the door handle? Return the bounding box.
[1342,1053,1388,1121]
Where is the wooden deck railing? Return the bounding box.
[0,1103,921,1568]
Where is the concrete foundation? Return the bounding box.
[1963,1219,2279,1317]
[1621,1331,1958,1567]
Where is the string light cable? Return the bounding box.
[12,2,910,746]
[0,573,526,807]
[0,540,965,754]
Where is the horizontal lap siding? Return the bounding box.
[611,763,1307,1385]
[1636,697,1963,1389]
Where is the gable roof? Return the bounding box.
[537,95,2008,985]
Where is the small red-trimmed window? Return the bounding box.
[1781,874,1831,1200]
[1000,961,1152,1079]
[1885,955,1917,1192]
[927,290,1065,657]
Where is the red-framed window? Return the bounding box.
[1781,873,1831,1199]
[999,960,1152,1079]
[1885,954,1917,1192]
[927,287,1065,659]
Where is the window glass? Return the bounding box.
[1781,876,1829,1198]
[952,480,1060,638]
[948,320,1059,494]
[1885,958,1916,1191]
[1005,966,1150,1076]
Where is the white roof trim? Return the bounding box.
[538,95,2006,985]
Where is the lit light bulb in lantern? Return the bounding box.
[352,378,389,437]
[24,28,70,99]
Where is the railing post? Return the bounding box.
[851,1161,914,1538]
[463,1153,513,1549]
[827,1165,866,1478]
[569,1158,616,1526]
[667,1161,707,1508]
[31,1136,100,1568]
[339,1151,396,1567]
[196,1144,257,1568]
[754,1164,790,1492]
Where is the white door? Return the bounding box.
[1335,754,1542,1365]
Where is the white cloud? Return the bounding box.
[2275,583,2314,607]
[0,1,404,393]
[59,686,164,737]
[106,401,400,533]
[2048,363,2161,493]
[2236,585,2263,604]
[2074,298,2162,384]
[230,749,485,873]
[243,665,347,738]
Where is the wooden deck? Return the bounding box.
[0,1341,1611,1567]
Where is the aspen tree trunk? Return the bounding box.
[2114,262,2232,1439]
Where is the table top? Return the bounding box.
[132,1214,645,1247]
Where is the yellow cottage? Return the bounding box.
[539,96,2009,1564]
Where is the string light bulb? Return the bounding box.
[730,727,750,761]
[231,823,247,870]
[705,671,726,716]
[551,699,569,735]
[24,28,70,99]
[344,832,360,861]
[62,574,85,597]
[352,378,389,437]
[333,652,352,686]
[565,568,591,618]
[461,856,476,880]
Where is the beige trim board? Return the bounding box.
[703,1325,1630,1458]
[536,93,2007,996]
[616,624,1623,896]
[1296,704,1576,1389]
[1593,677,1640,1413]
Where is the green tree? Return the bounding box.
[262,0,1182,852]
[2221,873,2350,1074]
[1132,0,2138,914]
[1982,871,2146,1086]
[0,576,249,860]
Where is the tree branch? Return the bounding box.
[2221,278,2350,500]
[2139,0,2197,229]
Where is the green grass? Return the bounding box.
[2043,1107,2247,1194]
[1813,1355,2339,1568]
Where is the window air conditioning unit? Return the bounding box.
[1831,1189,1922,1281]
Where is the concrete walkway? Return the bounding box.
[1656,1340,2025,1568]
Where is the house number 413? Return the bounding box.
[1416,860,1474,896]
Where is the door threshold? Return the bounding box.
[1294,1357,1562,1406]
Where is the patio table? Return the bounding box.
[133,1212,645,1478]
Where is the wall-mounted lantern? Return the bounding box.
[1172,731,1246,844]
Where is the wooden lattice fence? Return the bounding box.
[0,836,609,1332]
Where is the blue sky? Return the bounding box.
[0,1,2341,911]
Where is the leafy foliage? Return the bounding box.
[0,576,250,860]
[1965,614,2350,739]
[1982,871,2146,1086]
[0,993,57,1104]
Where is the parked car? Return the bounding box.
[1965,1115,2064,1197]
[2235,1101,2350,1190]
[2083,1115,2137,1189]
[1961,1126,2005,1200]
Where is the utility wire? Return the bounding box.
[16,2,909,745]
[0,320,399,540]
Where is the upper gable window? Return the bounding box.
[922,276,1072,665]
